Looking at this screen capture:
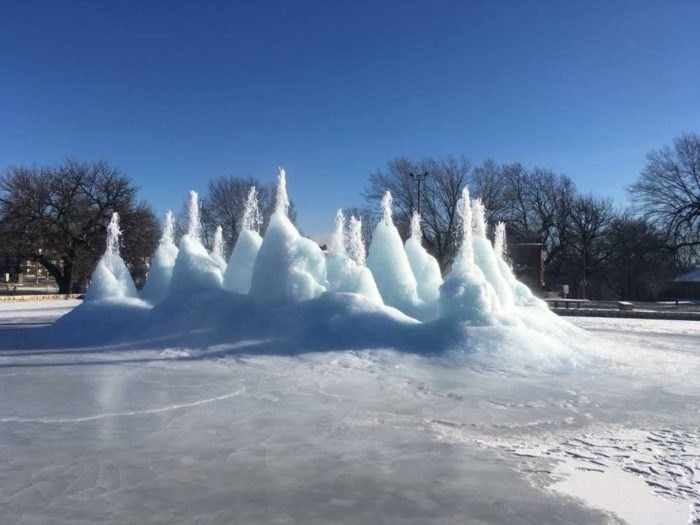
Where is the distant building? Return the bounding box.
[505,226,545,292]
[666,267,700,299]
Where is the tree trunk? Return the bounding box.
[38,256,73,294]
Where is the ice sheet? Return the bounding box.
[0,304,698,524]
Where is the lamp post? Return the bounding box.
[409,171,429,214]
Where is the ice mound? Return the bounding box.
[249,169,328,305]
[169,191,224,293]
[326,210,383,304]
[367,192,421,314]
[85,212,140,302]
[471,200,515,309]
[404,212,442,303]
[439,189,500,323]
[141,210,179,304]
[223,187,263,294]
[224,229,262,294]
[48,172,582,371]
[210,225,227,273]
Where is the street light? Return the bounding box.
[409,171,429,214]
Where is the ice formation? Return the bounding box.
[249,169,328,305]
[85,212,139,302]
[404,212,442,303]
[141,210,179,304]
[169,191,224,293]
[223,187,263,294]
[326,210,383,303]
[210,225,227,272]
[367,192,421,313]
[65,169,572,358]
[471,199,515,309]
[494,221,507,260]
[438,189,499,323]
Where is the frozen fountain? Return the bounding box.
[326,209,383,303]
[67,167,571,354]
[141,210,178,303]
[85,212,139,302]
[438,188,500,323]
[210,225,227,273]
[404,212,442,303]
[223,186,263,294]
[366,192,421,314]
[168,191,224,293]
[248,168,328,305]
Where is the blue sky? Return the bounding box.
[2,0,699,238]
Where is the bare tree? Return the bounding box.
[178,175,297,256]
[602,214,674,300]
[199,177,272,254]
[500,164,575,267]
[630,132,700,256]
[0,160,159,293]
[562,194,615,298]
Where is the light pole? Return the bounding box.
[409,171,429,214]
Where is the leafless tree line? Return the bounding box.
[361,132,699,300]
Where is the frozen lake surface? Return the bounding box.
[1,301,698,524]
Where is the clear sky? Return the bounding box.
[2,0,699,238]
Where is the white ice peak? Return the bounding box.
[275,167,290,217]
[242,186,261,232]
[381,191,393,225]
[161,210,175,248]
[410,211,422,240]
[472,198,487,238]
[330,209,346,256]
[457,187,474,266]
[347,216,366,267]
[494,222,507,260]
[187,190,201,241]
[212,226,225,260]
[106,212,121,257]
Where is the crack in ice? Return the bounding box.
[0,387,246,424]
